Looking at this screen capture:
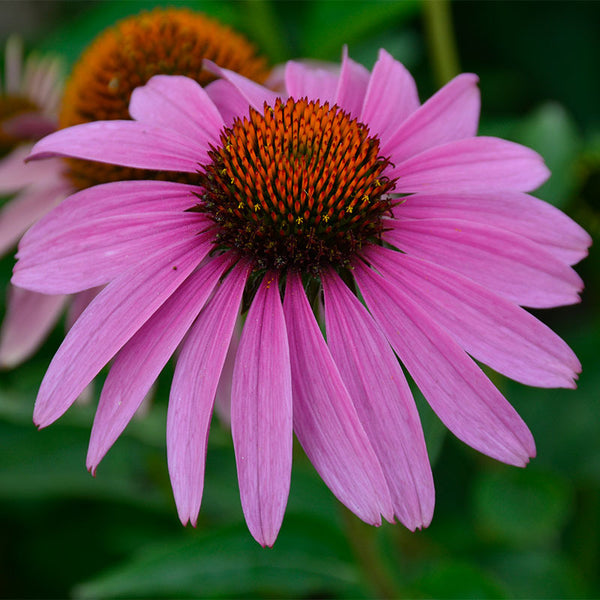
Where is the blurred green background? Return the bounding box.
[1,1,599,598]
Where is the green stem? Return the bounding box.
[340,508,406,598]
[422,0,461,85]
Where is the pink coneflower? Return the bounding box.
[0,36,72,366]
[17,50,590,546]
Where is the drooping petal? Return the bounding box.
[283,272,394,524]
[334,47,370,117]
[203,60,278,112]
[366,247,581,388]
[14,212,207,294]
[382,73,480,162]
[0,287,67,367]
[87,254,231,473]
[284,61,340,105]
[361,48,420,143]
[129,75,224,142]
[32,235,208,428]
[231,272,293,547]
[0,180,69,256]
[389,137,550,193]
[322,270,434,530]
[168,260,250,527]
[396,191,592,265]
[27,120,208,172]
[384,217,583,308]
[20,180,200,246]
[354,262,536,467]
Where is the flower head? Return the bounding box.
[17,50,591,546]
[0,36,70,367]
[0,11,270,367]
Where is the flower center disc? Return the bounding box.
[59,8,269,190]
[199,98,395,274]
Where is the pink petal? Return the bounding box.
[205,79,252,128]
[87,254,231,473]
[361,48,420,143]
[32,235,209,428]
[0,286,67,367]
[0,179,69,256]
[129,75,223,142]
[334,47,370,117]
[384,217,583,308]
[28,120,207,172]
[167,260,250,526]
[203,60,278,113]
[284,61,340,105]
[322,270,434,530]
[14,212,206,294]
[367,247,581,388]
[283,272,393,525]
[382,73,480,162]
[0,146,64,194]
[354,262,536,467]
[231,272,293,546]
[389,137,550,193]
[21,180,200,246]
[396,191,591,266]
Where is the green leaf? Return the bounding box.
[510,103,582,208]
[473,468,572,547]
[301,0,421,60]
[414,560,506,599]
[74,517,361,599]
[0,420,169,509]
[489,551,588,599]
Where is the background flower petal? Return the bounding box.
[0,287,67,368]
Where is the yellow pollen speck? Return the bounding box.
[347,205,354,213]
[374,179,382,187]
[323,215,330,222]
[254,204,261,211]
[238,201,245,209]
[296,217,304,225]
[361,194,370,202]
